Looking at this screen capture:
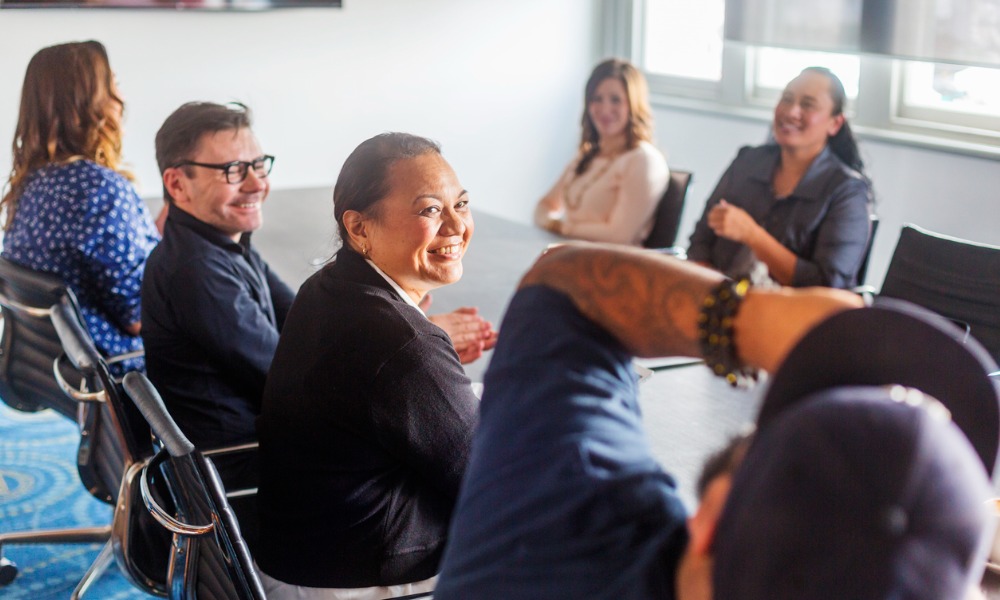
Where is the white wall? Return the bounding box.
[654,106,1000,287]
[2,2,997,289]
[0,0,599,224]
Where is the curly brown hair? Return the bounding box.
[1,40,129,229]
[575,58,654,176]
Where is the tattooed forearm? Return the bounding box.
[519,243,724,358]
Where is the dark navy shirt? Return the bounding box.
[140,207,294,450]
[687,145,871,289]
[435,286,688,599]
[2,160,159,372]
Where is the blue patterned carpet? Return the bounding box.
[0,403,155,599]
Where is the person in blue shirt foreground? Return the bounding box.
[435,242,1000,600]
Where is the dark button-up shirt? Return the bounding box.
[687,144,872,288]
[141,207,294,450]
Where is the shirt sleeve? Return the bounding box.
[80,172,160,331]
[686,158,737,263]
[169,256,281,397]
[791,176,872,288]
[534,158,578,227]
[263,262,296,330]
[369,332,478,501]
[561,146,669,245]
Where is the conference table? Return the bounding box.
[255,188,775,509]
[254,188,1000,596]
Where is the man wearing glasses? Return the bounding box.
[141,102,291,527]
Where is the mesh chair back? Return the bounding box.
[0,257,82,418]
[124,372,265,600]
[50,300,170,594]
[856,213,880,286]
[880,224,1000,362]
[643,169,692,249]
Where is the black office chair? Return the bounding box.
[643,169,692,249]
[0,257,86,419]
[878,224,1000,363]
[0,293,166,598]
[856,213,880,287]
[123,371,267,600]
[124,372,434,600]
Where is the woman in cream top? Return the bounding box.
[535,58,668,246]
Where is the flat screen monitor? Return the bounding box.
[0,0,340,9]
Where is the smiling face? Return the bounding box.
[358,152,473,303]
[588,77,631,144]
[773,70,845,157]
[165,127,269,241]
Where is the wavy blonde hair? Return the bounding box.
[576,58,654,176]
[1,40,129,229]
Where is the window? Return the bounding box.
[897,61,1000,136]
[642,0,724,81]
[622,0,1000,157]
[749,47,859,107]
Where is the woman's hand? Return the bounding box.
[707,200,760,244]
[543,217,564,236]
[429,306,499,364]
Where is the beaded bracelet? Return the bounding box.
[697,278,758,388]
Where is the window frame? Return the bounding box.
[610,0,1000,160]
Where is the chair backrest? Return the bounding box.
[880,224,1000,363]
[124,371,266,600]
[0,256,83,419]
[50,299,169,595]
[643,169,692,249]
[856,213,880,286]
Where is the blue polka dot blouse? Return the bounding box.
[2,160,161,372]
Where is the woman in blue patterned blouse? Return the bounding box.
[1,40,160,372]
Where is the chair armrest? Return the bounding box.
[123,371,195,458]
[106,349,145,365]
[647,246,687,260]
[52,354,107,403]
[139,461,214,536]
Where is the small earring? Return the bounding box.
[361,243,369,257]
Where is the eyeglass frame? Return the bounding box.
[170,154,275,184]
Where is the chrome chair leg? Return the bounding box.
[70,539,115,600]
[0,525,111,588]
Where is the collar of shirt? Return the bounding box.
[747,144,840,203]
[166,206,253,255]
[364,258,427,317]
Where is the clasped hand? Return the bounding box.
[422,294,499,364]
[707,200,759,244]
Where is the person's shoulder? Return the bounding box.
[734,143,777,162]
[627,141,667,163]
[817,149,871,199]
[621,141,668,175]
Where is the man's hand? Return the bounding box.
[429,307,499,364]
[707,200,760,244]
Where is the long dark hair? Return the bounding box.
[2,40,127,229]
[801,66,865,175]
[576,58,654,176]
[333,132,441,245]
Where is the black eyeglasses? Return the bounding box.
[172,155,275,184]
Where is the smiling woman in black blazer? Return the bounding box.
[255,132,496,600]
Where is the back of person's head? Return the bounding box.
[155,101,253,203]
[711,299,1000,599]
[799,66,866,176]
[333,132,441,245]
[577,58,654,175]
[713,386,993,599]
[2,40,124,228]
